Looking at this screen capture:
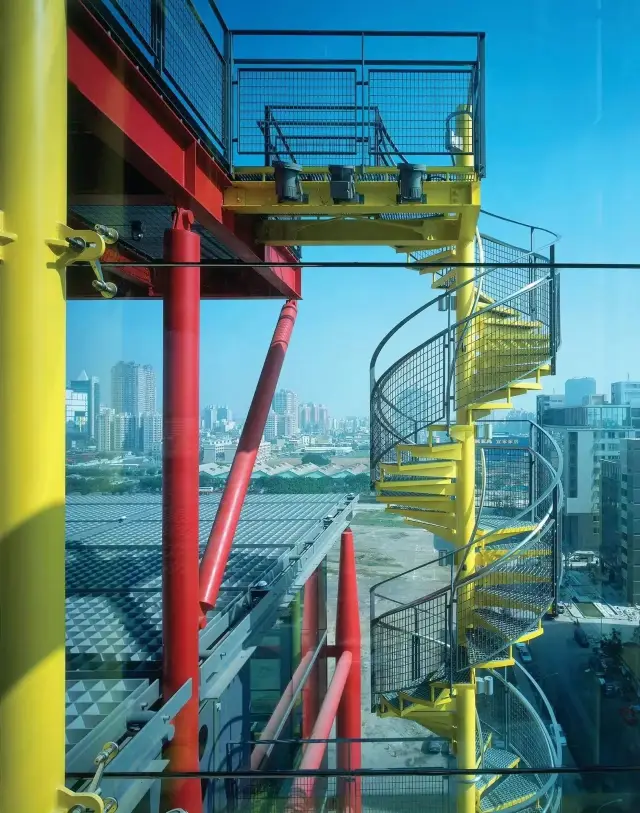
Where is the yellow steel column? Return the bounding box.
[453,107,478,813]
[0,1,67,811]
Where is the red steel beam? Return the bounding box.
[161,209,202,813]
[67,6,301,298]
[336,528,362,813]
[250,650,315,770]
[288,652,353,813]
[198,299,298,614]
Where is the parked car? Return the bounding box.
[515,642,533,663]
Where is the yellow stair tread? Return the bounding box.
[396,442,463,460]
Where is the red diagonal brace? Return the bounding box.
[199,299,298,614]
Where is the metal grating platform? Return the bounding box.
[65,492,354,759]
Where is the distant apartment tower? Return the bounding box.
[265,411,278,441]
[113,413,137,453]
[318,405,330,433]
[272,389,298,436]
[540,399,640,551]
[619,439,640,603]
[565,377,596,407]
[111,362,156,450]
[141,412,163,455]
[612,381,640,407]
[216,405,232,422]
[299,403,312,432]
[202,405,217,431]
[96,407,114,452]
[111,362,156,416]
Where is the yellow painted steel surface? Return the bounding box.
[0,1,67,810]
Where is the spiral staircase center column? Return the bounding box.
[454,106,478,813]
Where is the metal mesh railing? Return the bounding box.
[454,522,555,674]
[368,69,477,160]
[370,589,449,702]
[370,230,557,476]
[164,0,226,151]
[111,0,153,45]
[232,33,484,170]
[90,0,228,156]
[371,332,449,476]
[476,669,559,812]
[237,71,358,163]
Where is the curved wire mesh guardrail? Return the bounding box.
[370,219,559,477]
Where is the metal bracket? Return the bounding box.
[56,785,107,813]
[0,210,18,261]
[61,740,120,812]
[46,223,119,299]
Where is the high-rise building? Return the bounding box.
[96,407,114,452]
[111,362,156,416]
[299,403,312,432]
[202,405,216,431]
[141,412,163,455]
[111,362,156,450]
[216,405,233,422]
[272,389,299,435]
[612,381,640,407]
[65,387,89,447]
[318,404,330,433]
[112,413,137,453]
[565,377,596,407]
[265,411,278,441]
[540,401,640,552]
[616,439,640,603]
[67,371,100,441]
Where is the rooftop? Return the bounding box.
[65,492,356,780]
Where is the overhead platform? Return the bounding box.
[66,2,301,299]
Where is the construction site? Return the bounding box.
[1,2,628,813]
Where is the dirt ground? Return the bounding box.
[326,506,454,771]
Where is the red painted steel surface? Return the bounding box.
[250,650,315,770]
[198,299,298,614]
[336,528,362,813]
[288,652,353,812]
[161,209,202,813]
[67,5,301,298]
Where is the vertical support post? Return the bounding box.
[0,2,67,811]
[336,528,362,813]
[454,107,477,813]
[162,208,202,813]
[302,569,320,740]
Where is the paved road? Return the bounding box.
[528,621,640,799]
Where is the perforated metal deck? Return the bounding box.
[65,492,355,766]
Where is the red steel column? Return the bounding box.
[336,528,362,813]
[302,568,320,740]
[288,652,353,813]
[199,299,298,614]
[162,208,202,813]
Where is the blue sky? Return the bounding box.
[67,0,640,417]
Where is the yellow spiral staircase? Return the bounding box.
[369,219,564,813]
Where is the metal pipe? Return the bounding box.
[0,1,67,810]
[199,299,298,612]
[251,650,315,770]
[162,209,202,813]
[287,652,353,812]
[336,528,362,813]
